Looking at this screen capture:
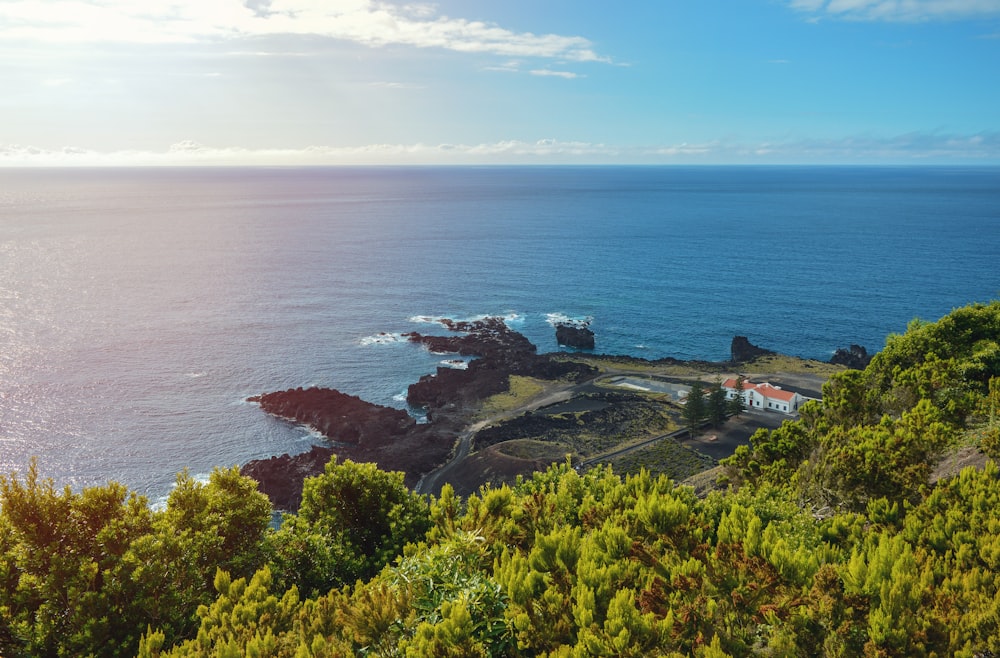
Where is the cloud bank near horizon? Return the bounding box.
[3,132,998,166]
[0,0,607,62]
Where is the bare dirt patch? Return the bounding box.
[931,445,991,483]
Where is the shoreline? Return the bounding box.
[243,318,848,508]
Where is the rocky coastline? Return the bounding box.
[242,317,865,509]
[242,317,597,509]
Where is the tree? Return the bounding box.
[707,379,729,428]
[683,381,707,436]
[0,460,154,658]
[122,467,273,647]
[271,459,430,595]
[727,375,746,417]
[982,377,1000,459]
[807,399,955,511]
[137,567,308,658]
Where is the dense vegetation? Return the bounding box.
[2,301,999,657]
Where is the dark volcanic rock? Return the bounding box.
[248,387,415,444]
[555,323,595,350]
[731,336,774,363]
[830,344,872,370]
[405,317,596,416]
[405,317,537,364]
[471,391,671,456]
[241,446,334,511]
[407,363,510,416]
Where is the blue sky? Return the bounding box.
[1,0,999,165]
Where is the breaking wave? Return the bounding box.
[546,312,593,328]
[360,332,408,346]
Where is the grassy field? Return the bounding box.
[557,352,845,378]
[554,353,723,377]
[477,375,547,416]
[742,354,845,376]
[607,438,716,482]
[494,439,574,462]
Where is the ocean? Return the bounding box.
[1,165,998,500]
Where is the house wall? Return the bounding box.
[763,396,792,413]
[727,385,801,414]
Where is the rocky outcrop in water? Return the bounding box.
[248,387,416,444]
[555,323,595,350]
[405,317,596,418]
[242,387,434,509]
[731,336,774,363]
[830,344,872,370]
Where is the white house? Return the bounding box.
[722,378,805,414]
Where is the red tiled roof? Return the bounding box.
[754,384,796,402]
[724,379,798,403]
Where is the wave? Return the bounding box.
[409,312,523,327]
[440,359,469,370]
[360,332,408,346]
[546,312,593,328]
[408,315,448,325]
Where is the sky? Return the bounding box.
[1,0,999,165]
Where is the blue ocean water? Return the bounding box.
[1,165,998,499]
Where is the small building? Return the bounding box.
[722,378,805,414]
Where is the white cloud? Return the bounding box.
[529,69,580,79]
[0,0,607,61]
[789,0,1000,21]
[483,61,522,73]
[2,132,998,166]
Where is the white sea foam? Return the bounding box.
[546,312,593,328]
[440,359,469,370]
[409,312,523,327]
[302,426,328,443]
[392,391,408,403]
[408,315,449,325]
[360,332,408,346]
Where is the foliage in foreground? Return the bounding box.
[140,461,999,658]
[2,301,1000,657]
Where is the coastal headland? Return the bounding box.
[243,317,847,509]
